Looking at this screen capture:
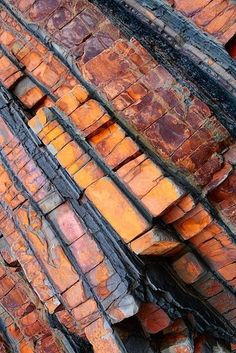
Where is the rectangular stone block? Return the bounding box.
[48,202,86,245]
[85,177,150,242]
[130,228,180,255]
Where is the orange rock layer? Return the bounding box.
[0,1,235,353]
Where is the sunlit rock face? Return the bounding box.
[0,0,235,352]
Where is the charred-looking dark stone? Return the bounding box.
[225,34,236,59]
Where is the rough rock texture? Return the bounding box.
[0,0,235,352]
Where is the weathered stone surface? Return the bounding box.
[85,317,125,353]
[172,252,205,284]
[0,1,235,352]
[48,202,86,244]
[85,177,150,242]
[130,228,180,255]
[137,303,171,334]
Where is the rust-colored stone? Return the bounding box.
[48,202,86,245]
[172,253,205,284]
[85,317,124,353]
[174,204,212,239]
[130,228,180,255]
[85,177,150,242]
[141,178,185,216]
[70,233,104,273]
[62,281,88,309]
[138,303,171,334]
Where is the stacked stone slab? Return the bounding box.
[0,1,235,352]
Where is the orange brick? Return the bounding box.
[0,31,15,46]
[28,108,53,134]
[57,91,80,115]
[47,132,72,155]
[194,275,223,298]
[218,263,236,281]
[123,158,162,198]
[37,96,54,109]
[0,267,5,279]
[48,202,86,245]
[141,178,185,216]
[56,141,84,168]
[85,177,150,242]
[62,281,88,309]
[189,222,222,247]
[85,317,124,353]
[105,137,139,170]
[137,303,171,334]
[8,324,23,343]
[174,204,212,239]
[178,195,195,213]
[83,114,112,139]
[53,74,77,97]
[72,84,89,103]
[198,234,236,270]
[21,51,43,71]
[34,240,79,293]
[72,298,99,324]
[174,0,212,16]
[219,21,236,44]
[19,341,34,353]
[20,85,45,108]
[86,259,115,287]
[54,84,71,98]
[4,71,23,89]
[193,0,229,27]
[37,335,60,353]
[67,154,91,175]
[23,260,56,303]
[73,160,104,190]
[0,56,18,81]
[89,124,125,157]
[130,228,180,255]
[70,233,104,273]
[207,291,236,315]
[10,39,25,56]
[127,83,147,101]
[1,284,27,311]
[15,43,31,61]
[116,154,146,179]
[205,6,236,35]
[45,296,61,314]
[56,310,81,336]
[13,78,45,109]
[17,207,79,293]
[162,205,185,224]
[42,124,64,145]
[33,62,60,87]
[172,253,205,284]
[70,100,105,131]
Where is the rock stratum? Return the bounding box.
[0,0,235,352]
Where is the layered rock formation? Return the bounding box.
[0,0,235,352]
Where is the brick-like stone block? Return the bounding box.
[85,177,150,242]
[172,252,205,284]
[137,303,171,334]
[130,228,180,255]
